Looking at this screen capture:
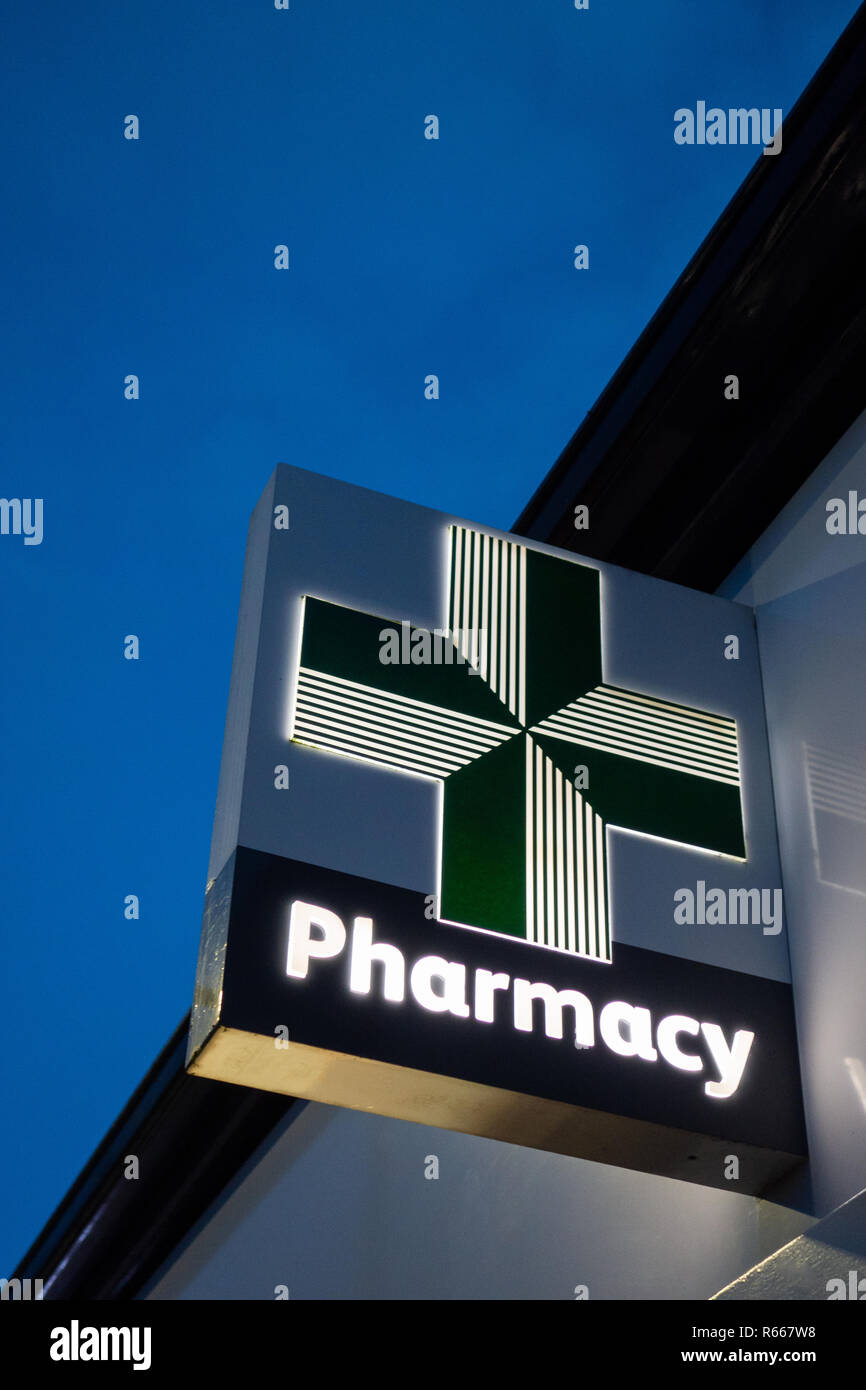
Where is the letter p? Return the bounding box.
[286,900,346,978]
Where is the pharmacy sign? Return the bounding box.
[187,465,805,1195]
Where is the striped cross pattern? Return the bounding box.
[291,526,745,962]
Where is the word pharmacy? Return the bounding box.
[287,900,756,1099]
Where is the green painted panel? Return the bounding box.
[524,551,602,728]
[535,733,746,859]
[301,597,520,726]
[441,735,527,939]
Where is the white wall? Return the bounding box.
[144,1101,809,1300]
[719,405,866,1215]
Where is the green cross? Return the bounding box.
[291,526,744,961]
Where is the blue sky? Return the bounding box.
[1,0,860,1274]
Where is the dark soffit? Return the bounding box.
[513,3,866,590]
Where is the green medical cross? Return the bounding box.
[291,527,744,961]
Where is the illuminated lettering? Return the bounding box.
[285,900,758,1098]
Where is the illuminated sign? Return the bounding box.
[286,900,756,1099]
[294,525,744,962]
[187,464,806,1194]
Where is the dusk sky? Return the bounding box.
[1,0,860,1274]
